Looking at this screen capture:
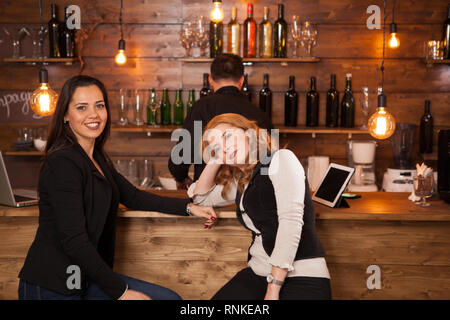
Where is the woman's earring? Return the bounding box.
[64,120,68,124]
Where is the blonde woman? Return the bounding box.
[188,113,331,300]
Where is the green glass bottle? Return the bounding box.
[340,73,355,128]
[146,88,156,125]
[161,88,171,125]
[186,89,195,117]
[173,89,184,125]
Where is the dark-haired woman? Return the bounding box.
[18,75,216,300]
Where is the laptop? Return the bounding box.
[0,151,39,207]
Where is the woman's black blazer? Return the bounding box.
[18,144,190,299]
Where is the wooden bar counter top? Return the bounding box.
[1,191,449,300]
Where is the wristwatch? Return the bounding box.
[266,274,284,286]
[186,203,193,216]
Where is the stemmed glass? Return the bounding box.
[300,21,318,58]
[360,87,369,130]
[180,21,195,57]
[193,16,209,57]
[4,27,30,58]
[413,175,433,207]
[30,26,48,58]
[290,15,302,58]
[148,90,160,128]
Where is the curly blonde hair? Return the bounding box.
[202,113,275,198]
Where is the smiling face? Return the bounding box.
[205,123,250,166]
[63,85,108,147]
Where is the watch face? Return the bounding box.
[267,274,273,283]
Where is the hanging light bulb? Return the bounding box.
[210,0,224,23]
[30,68,58,117]
[368,92,396,139]
[389,23,400,48]
[115,39,127,65]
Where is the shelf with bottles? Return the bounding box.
[3,57,78,66]
[422,59,450,67]
[180,57,320,66]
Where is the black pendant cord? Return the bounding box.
[119,0,124,40]
[392,0,397,24]
[381,0,387,93]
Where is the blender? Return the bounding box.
[347,140,378,192]
[382,123,417,192]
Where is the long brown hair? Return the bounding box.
[202,113,276,197]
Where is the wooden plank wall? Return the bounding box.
[0,0,449,187]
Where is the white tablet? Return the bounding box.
[312,163,355,208]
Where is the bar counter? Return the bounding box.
[1,191,449,299]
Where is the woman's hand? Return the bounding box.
[264,285,280,300]
[120,289,152,300]
[189,204,217,229]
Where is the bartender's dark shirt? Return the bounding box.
[168,86,273,182]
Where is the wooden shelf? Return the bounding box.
[3,151,43,156]
[180,57,320,65]
[423,59,450,67]
[112,124,182,133]
[3,57,78,65]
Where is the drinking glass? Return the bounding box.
[425,40,445,60]
[115,159,129,176]
[133,89,146,126]
[4,27,30,58]
[128,158,139,186]
[194,16,209,57]
[360,87,369,130]
[180,21,195,57]
[118,88,129,125]
[290,15,302,58]
[300,21,318,57]
[148,90,161,128]
[30,26,48,58]
[413,175,433,207]
[139,158,153,188]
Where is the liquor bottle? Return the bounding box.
[161,89,172,125]
[243,3,256,58]
[200,73,212,97]
[209,1,223,59]
[340,73,355,128]
[227,7,240,56]
[420,100,434,154]
[259,7,272,58]
[59,7,76,58]
[146,88,156,125]
[273,4,287,58]
[48,3,61,58]
[326,74,339,127]
[173,89,184,125]
[443,4,450,59]
[306,77,319,127]
[186,89,195,117]
[259,73,272,118]
[241,73,252,102]
[284,76,298,127]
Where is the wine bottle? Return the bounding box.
[242,73,252,102]
[444,4,450,59]
[259,73,272,118]
[186,89,195,117]
[243,3,256,58]
[227,7,240,56]
[48,3,61,58]
[273,4,287,58]
[173,89,184,125]
[420,100,434,154]
[326,74,339,127]
[284,76,298,127]
[59,7,76,58]
[200,73,212,97]
[210,11,223,58]
[146,88,156,125]
[306,77,319,127]
[259,7,272,58]
[340,73,355,128]
[161,89,172,125]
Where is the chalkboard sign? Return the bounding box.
[0,90,49,123]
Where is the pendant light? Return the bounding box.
[30,0,58,117]
[368,0,396,140]
[210,0,224,23]
[115,0,127,65]
[389,0,400,49]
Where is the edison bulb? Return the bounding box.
[115,49,127,65]
[30,83,58,117]
[210,1,224,23]
[368,107,396,139]
[389,33,400,49]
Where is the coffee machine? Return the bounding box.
[347,140,378,192]
[382,123,417,192]
[438,129,450,203]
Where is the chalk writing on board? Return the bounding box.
[0,91,43,120]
